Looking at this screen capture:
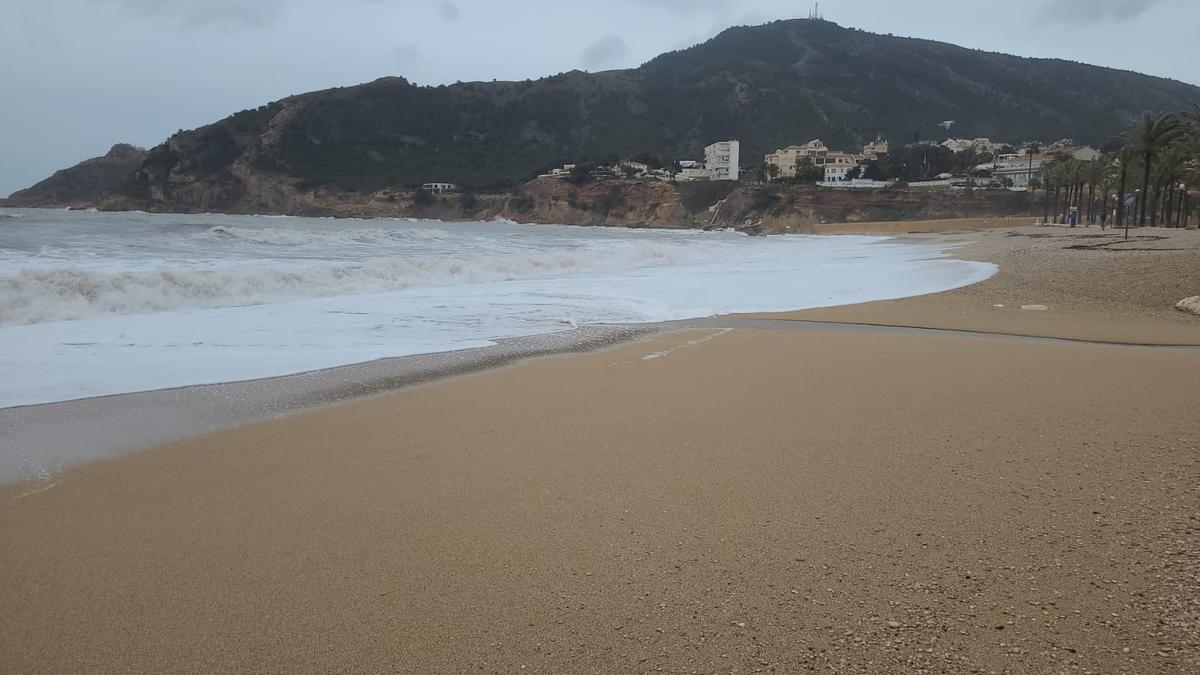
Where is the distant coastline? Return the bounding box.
[4,177,1042,235]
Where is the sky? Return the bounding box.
[2,0,1197,196]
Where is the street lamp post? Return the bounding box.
[1128,189,1141,240]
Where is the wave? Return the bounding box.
[0,243,701,325]
[203,225,458,246]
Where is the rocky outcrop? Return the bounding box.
[2,144,146,208]
[492,178,692,228]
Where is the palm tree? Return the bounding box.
[1046,157,1071,223]
[1026,142,1040,199]
[1182,157,1199,227]
[1086,155,1113,225]
[1154,150,1185,227]
[1040,161,1055,223]
[1114,143,1137,237]
[1064,159,1085,226]
[1130,111,1182,226]
[1098,158,1117,227]
[1183,104,1200,138]
[1181,106,1200,227]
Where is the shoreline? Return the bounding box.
[4,222,1198,484]
[2,219,1198,672]
[0,324,662,485]
[9,313,1197,487]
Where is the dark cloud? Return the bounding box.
[580,36,629,70]
[438,1,459,21]
[1038,0,1170,23]
[393,43,421,65]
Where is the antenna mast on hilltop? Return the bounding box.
[808,2,823,20]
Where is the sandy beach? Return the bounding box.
[2,222,1199,673]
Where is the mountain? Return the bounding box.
[1,144,146,208]
[19,18,1200,214]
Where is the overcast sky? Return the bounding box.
[2,0,1197,196]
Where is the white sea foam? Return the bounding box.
[1,242,705,324]
[0,210,995,408]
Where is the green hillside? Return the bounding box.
[101,18,1200,205]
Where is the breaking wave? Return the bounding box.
[203,225,456,247]
[0,244,694,325]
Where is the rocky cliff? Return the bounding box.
[485,179,1035,234]
[2,144,145,208]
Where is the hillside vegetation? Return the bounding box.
[13,18,1200,214]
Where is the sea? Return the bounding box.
[0,208,995,409]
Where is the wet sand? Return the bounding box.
[2,220,1199,673]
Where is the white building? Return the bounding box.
[821,151,862,182]
[421,182,459,194]
[990,146,1099,188]
[617,160,650,177]
[537,164,576,179]
[676,166,710,181]
[992,156,1046,188]
[705,140,740,181]
[941,138,1001,154]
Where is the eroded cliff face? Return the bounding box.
[706,184,1033,233]
[491,178,694,228]
[487,179,1034,234]
[96,174,1034,233]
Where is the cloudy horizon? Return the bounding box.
[2,0,1197,196]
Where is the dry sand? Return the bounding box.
[812,216,1027,235]
[780,224,1200,345]
[2,220,1199,673]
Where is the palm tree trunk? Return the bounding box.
[1077,182,1085,226]
[1073,182,1083,226]
[1150,184,1160,227]
[1101,191,1109,227]
[1139,151,1153,226]
[1163,182,1174,228]
[1117,163,1129,237]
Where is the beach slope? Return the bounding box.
[2,223,1198,673]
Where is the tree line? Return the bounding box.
[1035,106,1200,231]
